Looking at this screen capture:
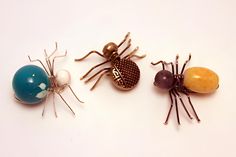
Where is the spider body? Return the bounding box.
[152,54,219,125]
[111,58,140,90]
[75,33,145,90]
[12,43,83,117]
[13,65,50,104]
[183,67,219,93]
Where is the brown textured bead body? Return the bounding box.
[111,58,140,90]
[75,33,145,91]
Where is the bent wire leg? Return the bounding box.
[180,54,191,75]
[124,47,146,59]
[67,85,84,103]
[90,70,110,90]
[85,68,111,83]
[74,51,104,61]
[164,90,174,125]
[172,90,181,125]
[42,92,50,117]
[128,54,146,59]
[118,39,131,57]
[57,93,75,116]
[51,51,67,74]
[118,32,130,47]
[175,54,179,75]
[28,55,49,75]
[164,61,175,75]
[52,92,58,117]
[80,60,110,80]
[173,89,193,120]
[47,42,58,59]
[183,91,201,122]
[44,42,59,71]
[124,46,139,58]
[151,61,166,70]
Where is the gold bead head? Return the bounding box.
[102,42,118,59]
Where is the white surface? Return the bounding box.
[0,0,236,157]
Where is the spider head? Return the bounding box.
[102,42,118,59]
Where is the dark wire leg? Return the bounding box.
[180,54,191,74]
[151,61,165,70]
[183,92,201,122]
[14,95,22,103]
[118,39,131,57]
[175,54,179,75]
[163,62,175,74]
[173,90,193,120]
[67,85,84,103]
[80,60,110,80]
[57,93,75,116]
[164,91,174,125]
[85,68,110,83]
[28,56,49,75]
[118,32,130,47]
[74,51,104,61]
[172,91,181,125]
[90,71,110,90]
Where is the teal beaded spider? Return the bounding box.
[12,43,84,117]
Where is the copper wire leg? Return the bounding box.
[74,51,104,61]
[47,42,58,58]
[85,68,111,83]
[90,71,110,90]
[128,54,146,59]
[118,39,132,57]
[68,85,84,103]
[42,93,50,117]
[52,92,58,117]
[51,51,67,73]
[118,32,130,47]
[43,42,58,72]
[124,46,139,58]
[57,93,75,116]
[80,60,110,80]
[28,56,49,75]
[124,47,146,59]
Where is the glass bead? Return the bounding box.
[12,65,50,104]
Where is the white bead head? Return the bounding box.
[55,69,71,87]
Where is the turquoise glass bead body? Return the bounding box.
[12,65,51,105]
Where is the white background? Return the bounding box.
[0,0,236,157]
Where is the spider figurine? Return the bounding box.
[75,32,146,90]
[151,54,219,125]
[12,43,84,117]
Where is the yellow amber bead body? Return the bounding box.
[183,67,219,93]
